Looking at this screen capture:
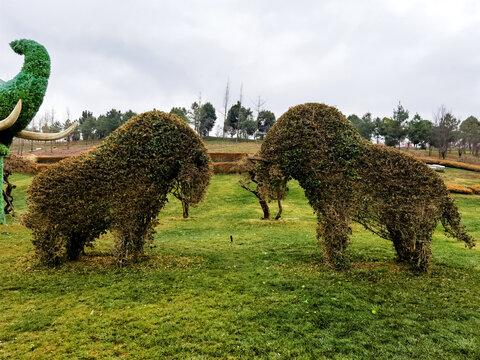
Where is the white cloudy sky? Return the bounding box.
[1,0,480,127]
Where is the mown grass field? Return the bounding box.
[0,172,479,359]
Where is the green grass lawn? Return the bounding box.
[0,173,479,359]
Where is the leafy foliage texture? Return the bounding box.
[24,111,212,266]
[258,103,475,270]
[0,39,50,224]
[0,39,50,149]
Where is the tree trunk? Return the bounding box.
[441,150,447,159]
[259,199,270,219]
[182,200,189,218]
[274,200,283,220]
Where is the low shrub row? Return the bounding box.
[209,152,249,162]
[416,157,480,172]
[30,153,253,174]
[446,183,480,195]
[35,155,72,164]
[4,155,39,174]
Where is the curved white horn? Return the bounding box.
[247,156,270,163]
[0,100,22,131]
[17,121,78,141]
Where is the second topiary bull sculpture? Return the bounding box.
[256,103,474,270]
[24,111,212,266]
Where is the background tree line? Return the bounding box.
[347,102,480,158]
[34,95,276,142]
[170,92,276,140]
[72,109,137,141]
[30,108,139,142]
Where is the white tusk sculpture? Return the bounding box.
[17,121,78,141]
[0,99,22,131]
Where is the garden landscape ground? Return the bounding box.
[0,167,479,359]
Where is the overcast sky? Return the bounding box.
[1,0,480,130]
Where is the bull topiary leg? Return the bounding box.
[413,240,432,271]
[31,229,65,266]
[65,234,88,261]
[388,224,433,271]
[389,227,415,262]
[316,206,351,269]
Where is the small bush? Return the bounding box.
[258,103,474,271]
[237,156,284,220]
[469,184,480,194]
[24,111,212,266]
[4,155,39,174]
[445,183,474,194]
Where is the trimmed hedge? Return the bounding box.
[445,183,480,195]
[34,155,72,164]
[209,152,249,162]
[4,154,38,174]
[24,111,212,266]
[28,153,253,174]
[416,157,480,172]
[258,103,474,270]
[445,183,474,194]
[470,184,480,194]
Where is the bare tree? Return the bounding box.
[29,116,39,151]
[66,107,71,149]
[193,92,202,134]
[433,105,459,159]
[252,96,266,119]
[50,107,56,153]
[252,96,266,139]
[237,83,243,142]
[39,109,51,152]
[221,79,230,138]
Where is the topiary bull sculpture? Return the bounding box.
[24,111,212,266]
[256,103,475,270]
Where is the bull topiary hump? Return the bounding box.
[0,39,50,146]
[261,103,365,177]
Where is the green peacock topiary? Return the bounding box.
[0,39,50,148]
[0,39,77,224]
[24,111,212,266]
[257,103,475,271]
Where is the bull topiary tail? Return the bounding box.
[441,196,475,248]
